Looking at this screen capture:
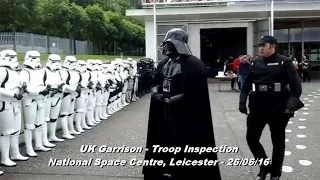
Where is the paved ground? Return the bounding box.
[1,80,319,180]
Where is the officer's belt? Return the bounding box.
[252,83,289,92]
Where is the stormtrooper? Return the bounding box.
[95,60,110,120]
[0,50,29,168]
[118,60,129,108]
[44,54,65,142]
[123,59,134,103]
[111,60,124,111]
[127,58,139,102]
[101,64,112,118]
[20,50,52,157]
[59,56,82,138]
[74,60,92,132]
[85,59,99,126]
[105,63,118,114]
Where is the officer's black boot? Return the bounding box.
[255,166,271,180]
[270,176,280,180]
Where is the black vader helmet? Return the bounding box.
[162,28,192,57]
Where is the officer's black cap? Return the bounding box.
[258,35,278,46]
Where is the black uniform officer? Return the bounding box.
[239,35,304,180]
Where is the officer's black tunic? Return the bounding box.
[240,53,302,177]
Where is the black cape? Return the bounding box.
[143,55,221,179]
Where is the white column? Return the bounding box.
[145,21,155,59]
[247,22,254,56]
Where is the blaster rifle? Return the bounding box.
[20,82,29,94]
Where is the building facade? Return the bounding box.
[126,0,320,70]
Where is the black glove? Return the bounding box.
[284,109,294,118]
[239,104,248,115]
[14,93,23,100]
[40,89,50,96]
[88,83,93,89]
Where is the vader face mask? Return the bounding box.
[161,28,192,57]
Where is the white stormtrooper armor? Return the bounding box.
[85,59,99,126]
[112,59,124,111]
[101,64,112,118]
[128,58,139,101]
[21,51,52,157]
[124,60,134,103]
[59,56,81,139]
[44,54,65,142]
[105,63,118,114]
[0,50,29,167]
[74,60,92,131]
[95,60,108,120]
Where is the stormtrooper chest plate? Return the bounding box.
[68,71,81,87]
[23,68,45,89]
[89,71,98,84]
[45,69,62,87]
[3,68,20,91]
[81,71,90,85]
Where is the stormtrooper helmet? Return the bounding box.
[63,56,77,70]
[0,49,19,70]
[24,50,41,69]
[102,64,109,74]
[76,60,87,73]
[106,63,114,74]
[127,58,133,61]
[114,58,124,72]
[95,60,103,71]
[87,59,95,71]
[123,60,131,71]
[46,54,62,71]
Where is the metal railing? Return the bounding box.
[141,0,320,8]
[0,32,89,55]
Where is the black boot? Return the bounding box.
[255,166,271,180]
[270,176,280,180]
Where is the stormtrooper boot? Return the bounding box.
[34,126,51,151]
[81,113,92,130]
[86,110,97,126]
[91,109,100,124]
[24,129,38,157]
[74,112,85,133]
[0,171,3,175]
[10,133,29,161]
[117,98,123,110]
[68,115,80,135]
[48,121,64,142]
[94,107,103,121]
[0,136,16,166]
[102,104,110,118]
[60,117,75,139]
[121,93,129,106]
[42,122,56,147]
[108,103,115,114]
[106,104,112,117]
[98,106,107,120]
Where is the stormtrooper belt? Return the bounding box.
[252,83,289,92]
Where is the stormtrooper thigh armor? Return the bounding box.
[132,76,139,101]
[23,97,51,157]
[0,101,29,166]
[102,88,111,118]
[96,89,107,120]
[126,79,132,103]
[86,90,98,126]
[121,80,129,106]
[46,94,63,142]
[59,93,76,139]
[75,91,90,132]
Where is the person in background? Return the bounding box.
[238,55,250,90]
[299,55,310,82]
[231,55,241,90]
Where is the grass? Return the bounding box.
[17,54,144,62]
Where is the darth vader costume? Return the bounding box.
[143,28,221,180]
